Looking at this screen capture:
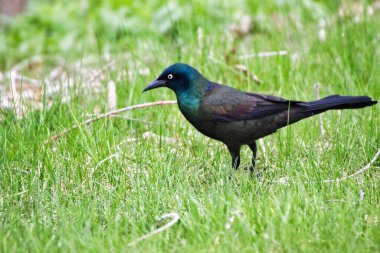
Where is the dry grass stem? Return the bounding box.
[320,148,380,183]
[43,101,177,145]
[128,213,180,246]
[273,148,380,184]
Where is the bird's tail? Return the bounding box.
[299,95,377,115]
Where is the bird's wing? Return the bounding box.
[200,84,300,123]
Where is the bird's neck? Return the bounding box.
[175,79,209,121]
[176,91,201,121]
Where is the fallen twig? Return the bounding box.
[128,213,180,246]
[109,115,167,125]
[43,101,177,145]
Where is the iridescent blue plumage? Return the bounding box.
[148,63,208,121]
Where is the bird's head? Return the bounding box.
[143,63,204,94]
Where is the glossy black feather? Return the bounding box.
[145,63,378,170]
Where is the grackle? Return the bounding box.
[143,63,377,171]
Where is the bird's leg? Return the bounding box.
[227,145,241,170]
[248,142,257,173]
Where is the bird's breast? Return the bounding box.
[176,93,201,120]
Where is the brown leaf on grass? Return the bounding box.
[234,64,262,84]
[234,64,248,74]
[0,53,153,120]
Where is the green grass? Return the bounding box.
[1,0,379,252]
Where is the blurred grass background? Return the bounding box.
[0,0,365,66]
[0,0,379,252]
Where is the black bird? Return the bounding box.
[143,63,377,171]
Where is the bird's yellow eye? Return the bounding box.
[168,74,173,79]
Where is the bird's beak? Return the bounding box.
[143,79,167,92]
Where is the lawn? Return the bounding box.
[0,0,379,252]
